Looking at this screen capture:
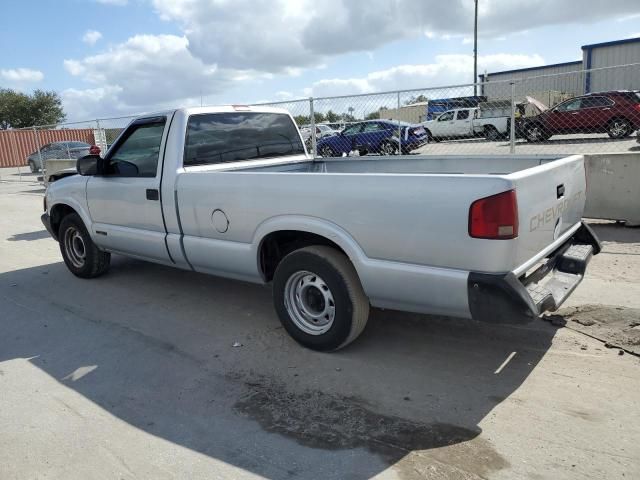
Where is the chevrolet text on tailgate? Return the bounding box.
[41,106,601,351]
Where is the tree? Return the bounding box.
[325,110,340,123]
[404,94,428,106]
[0,88,66,129]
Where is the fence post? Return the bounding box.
[309,97,316,158]
[34,127,43,180]
[509,82,516,155]
[397,91,402,155]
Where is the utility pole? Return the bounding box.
[473,0,478,96]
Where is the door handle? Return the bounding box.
[146,189,159,201]
[601,108,611,111]
[571,112,579,115]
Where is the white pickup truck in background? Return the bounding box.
[423,103,517,141]
[41,105,600,351]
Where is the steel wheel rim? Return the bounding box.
[528,126,541,140]
[381,142,395,155]
[64,226,86,268]
[284,270,336,335]
[610,121,627,137]
[320,146,332,157]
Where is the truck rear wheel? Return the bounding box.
[484,126,500,141]
[272,245,369,351]
[59,213,110,278]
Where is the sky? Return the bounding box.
[1,0,639,123]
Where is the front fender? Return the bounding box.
[46,176,93,238]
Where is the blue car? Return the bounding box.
[316,120,428,157]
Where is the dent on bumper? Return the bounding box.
[468,222,601,324]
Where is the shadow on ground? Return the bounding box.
[7,230,50,241]
[0,257,557,479]
[589,222,640,243]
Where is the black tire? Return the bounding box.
[607,118,631,139]
[357,149,368,157]
[379,140,397,155]
[484,126,500,141]
[28,160,37,173]
[59,213,110,278]
[525,124,550,142]
[319,145,335,157]
[273,245,369,351]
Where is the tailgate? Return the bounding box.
[509,155,587,270]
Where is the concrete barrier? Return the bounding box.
[583,152,640,226]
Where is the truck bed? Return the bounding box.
[234,155,551,175]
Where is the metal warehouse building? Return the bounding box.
[479,37,640,102]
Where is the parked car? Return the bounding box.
[27,141,100,172]
[300,124,339,150]
[520,90,640,142]
[316,120,428,156]
[42,105,599,351]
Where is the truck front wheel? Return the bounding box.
[272,245,369,351]
[59,213,110,278]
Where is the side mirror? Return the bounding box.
[76,154,104,176]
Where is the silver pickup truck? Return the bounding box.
[41,106,600,351]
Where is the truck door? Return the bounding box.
[86,115,172,263]
[433,110,455,139]
[454,109,473,136]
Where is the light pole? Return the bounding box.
[473,0,478,96]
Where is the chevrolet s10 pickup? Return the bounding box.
[42,106,600,350]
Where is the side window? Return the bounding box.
[438,111,454,121]
[456,110,470,120]
[580,96,614,108]
[362,122,384,132]
[555,99,581,112]
[106,120,166,177]
[184,112,304,166]
[342,123,363,135]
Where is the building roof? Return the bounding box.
[480,36,640,80]
[581,36,640,50]
[479,61,582,79]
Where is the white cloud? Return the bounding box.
[306,53,544,98]
[82,30,103,45]
[62,34,261,120]
[152,0,639,72]
[1,68,44,83]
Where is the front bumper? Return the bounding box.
[468,222,601,323]
[41,213,58,241]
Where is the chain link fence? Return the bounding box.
[255,63,640,158]
[1,63,639,183]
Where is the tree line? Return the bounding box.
[0,88,66,129]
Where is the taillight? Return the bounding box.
[469,190,519,240]
[89,145,101,155]
[634,104,640,114]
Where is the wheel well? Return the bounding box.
[607,116,631,126]
[259,230,347,282]
[50,204,78,238]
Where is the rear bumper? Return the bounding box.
[41,213,58,241]
[468,222,601,323]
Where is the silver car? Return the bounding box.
[27,141,98,173]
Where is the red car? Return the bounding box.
[521,90,640,142]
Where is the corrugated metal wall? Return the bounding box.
[481,62,584,99]
[587,43,640,92]
[0,129,95,168]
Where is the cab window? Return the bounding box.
[106,119,166,177]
